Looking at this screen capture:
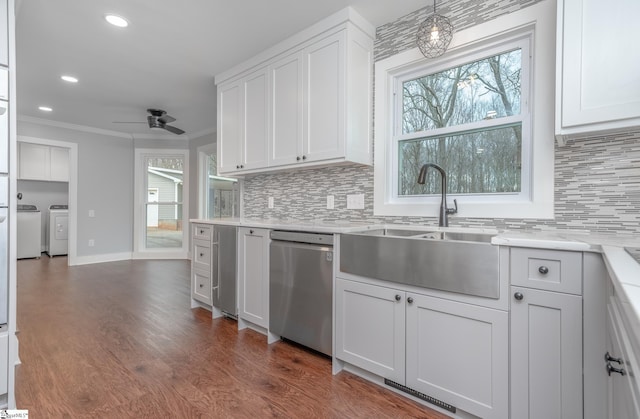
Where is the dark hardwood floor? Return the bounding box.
[15,256,447,418]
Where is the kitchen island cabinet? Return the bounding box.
[237,227,270,331]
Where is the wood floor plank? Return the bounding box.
[16,257,449,418]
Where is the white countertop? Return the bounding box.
[191,217,640,356]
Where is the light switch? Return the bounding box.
[268,197,274,209]
[88,209,95,217]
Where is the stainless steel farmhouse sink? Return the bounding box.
[340,229,500,298]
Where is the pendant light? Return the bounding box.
[416,0,454,59]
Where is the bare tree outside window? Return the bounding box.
[399,49,522,196]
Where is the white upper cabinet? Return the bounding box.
[217,68,269,174]
[215,7,374,176]
[556,0,640,141]
[0,0,7,67]
[18,142,69,182]
[269,51,303,167]
[302,32,344,164]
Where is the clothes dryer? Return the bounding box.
[46,205,68,257]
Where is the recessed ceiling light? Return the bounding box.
[105,14,129,28]
[61,75,78,83]
[38,106,53,112]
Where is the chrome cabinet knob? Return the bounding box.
[395,294,401,302]
[199,253,204,257]
[407,297,414,304]
[302,155,307,160]
[514,292,524,301]
[199,284,204,288]
[538,266,549,274]
[296,156,301,161]
[249,229,254,234]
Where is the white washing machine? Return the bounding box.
[46,205,68,257]
[17,204,41,259]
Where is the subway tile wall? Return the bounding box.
[242,0,640,235]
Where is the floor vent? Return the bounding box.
[384,379,456,414]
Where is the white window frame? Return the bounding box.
[197,143,242,219]
[133,148,189,259]
[374,0,555,219]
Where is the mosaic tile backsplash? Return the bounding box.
[242,0,640,235]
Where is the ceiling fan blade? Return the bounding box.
[158,115,176,124]
[163,124,185,135]
[112,121,146,124]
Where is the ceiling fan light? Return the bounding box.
[105,14,129,28]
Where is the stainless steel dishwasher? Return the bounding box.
[269,230,333,356]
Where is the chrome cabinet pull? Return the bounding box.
[605,351,623,364]
[407,297,414,304]
[607,363,626,376]
[538,266,549,274]
[514,292,524,301]
[395,294,401,302]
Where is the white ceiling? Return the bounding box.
[15,0,427,140]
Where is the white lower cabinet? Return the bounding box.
[237,227,269,329]
[335,278,405,383]
[406,293,508,418]
[510,286,583,419]
[335,278,508,418]
[606,300,640,419]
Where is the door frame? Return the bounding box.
[133,148,189,259]
[17,135,78,265]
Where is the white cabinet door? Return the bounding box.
[269,52,303,167]
[18,142,49,180]
[0,0,7,67]
[243,69,269,170]
[511,286,583,419]
[406,293,508,418]
[303,32,344,163]
[607,303,640,419]
[557,0,640,138]
[335,278,405,384]
[217,81,243,173]
[237,227,269,329]
[50,146,69,181]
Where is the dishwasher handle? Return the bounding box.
[270,230,334,246]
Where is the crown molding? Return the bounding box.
[18,115,133,139]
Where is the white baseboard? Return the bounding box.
[70,252,133,266]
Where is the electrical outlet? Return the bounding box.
[268,197,274,209]
[88,209,95,217]
[346,194,365,209]
[326,195,334,209]
[88,239,95,247]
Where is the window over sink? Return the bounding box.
[373,1,555,219]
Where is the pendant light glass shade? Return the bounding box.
[416,0,453,59]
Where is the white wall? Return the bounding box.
[18,120,135,258]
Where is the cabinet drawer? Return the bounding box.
[192,269,212,305]
[510,248,582,295]
[193,239,212,271]
[193,224,212,241]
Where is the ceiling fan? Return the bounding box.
[113,109,185,135]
